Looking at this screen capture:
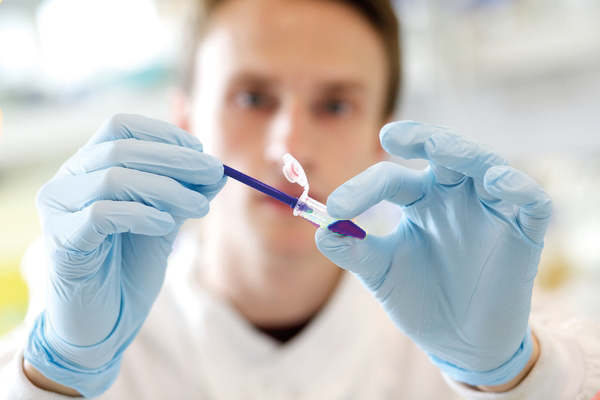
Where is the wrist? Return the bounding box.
[475,331,540,392]
[23,359,81,397]
[428,325,535,386]
[24,312,123,398]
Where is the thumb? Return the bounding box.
[316,228,394,290]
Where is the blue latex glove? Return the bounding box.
[24,114,226,397]
[316,121,552,386]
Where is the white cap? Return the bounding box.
[282,153,308,189]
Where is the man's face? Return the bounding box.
[189,0,389,256]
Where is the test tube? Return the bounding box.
[295,196,366,239]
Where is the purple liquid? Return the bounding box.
[327,220,366,240]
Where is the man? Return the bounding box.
[1,0,599,398]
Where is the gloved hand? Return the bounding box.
[316,121,552,386]
[24,114,226,397]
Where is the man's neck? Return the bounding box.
[197,227,343,329]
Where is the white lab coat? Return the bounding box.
[1,237,599,399]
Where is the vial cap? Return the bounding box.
[282,153,308,188]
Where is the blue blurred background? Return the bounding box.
[0,0,599,336]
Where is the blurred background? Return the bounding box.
[0,0,599,337]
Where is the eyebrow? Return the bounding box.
[318,81,366,96]
[228,72,366,94]
[228,72,278,89]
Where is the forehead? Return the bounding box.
[198,0,387,89]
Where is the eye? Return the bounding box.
[235,91,274,110]
[320,99,352,117]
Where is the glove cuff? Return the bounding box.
[428,325,534,386]
[24,312,122,398]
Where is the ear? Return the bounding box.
[169,87,192,132]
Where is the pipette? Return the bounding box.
[223,154,366,239]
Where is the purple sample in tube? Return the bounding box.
[327,220,367,240]
[224,159,367,240]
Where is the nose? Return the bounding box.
[263,97,315,172]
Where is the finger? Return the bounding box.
[186,176,228,202]
[326,162,427,220]
[430,164,466,186]
[38,167,212,218]
[423,131,508,180]
[315,228,394,287]
[424,130,508,202]
[379,121,445,160]
[63,201,176,252]
[484,166,553,245]
[379,121,467,185]
[61,139,223,185]
[87,114,204,151]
